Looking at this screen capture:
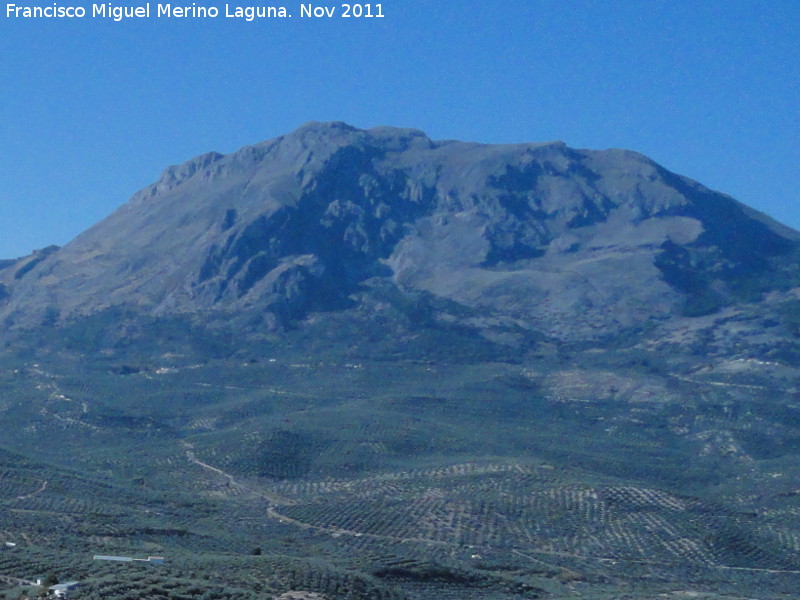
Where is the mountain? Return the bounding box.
[3,121,799,351]
[4,123,800,600]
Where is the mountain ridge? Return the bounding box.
[2,121,798,348]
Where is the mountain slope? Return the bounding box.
[1,121,798,345]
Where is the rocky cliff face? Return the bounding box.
[2,121,797,344]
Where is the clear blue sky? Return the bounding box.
[1,0,797,259]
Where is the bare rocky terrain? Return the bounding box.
[3,121,799,343]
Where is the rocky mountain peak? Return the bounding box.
[1,122,797,346]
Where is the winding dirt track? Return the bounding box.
[16,480,47,500]
[181,448,800,576]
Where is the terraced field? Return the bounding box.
[1,348,800,599]
[247,459,797,572]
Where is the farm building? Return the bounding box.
[49,582,80,598]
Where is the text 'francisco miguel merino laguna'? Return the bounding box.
[5,3,385,21]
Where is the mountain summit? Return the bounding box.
[2,121,798,347]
